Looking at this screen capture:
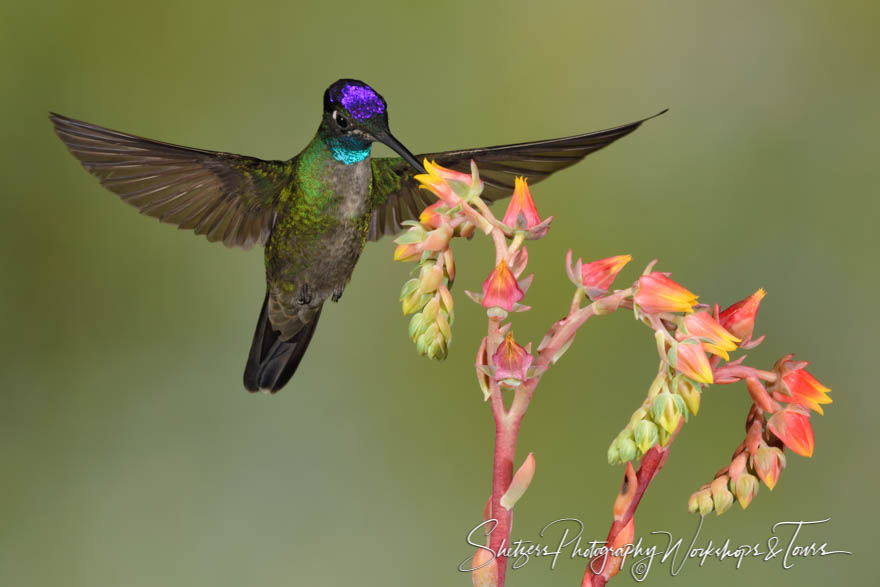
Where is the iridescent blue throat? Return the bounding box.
[327,135,371,165]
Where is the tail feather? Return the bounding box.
[243,292,322,393]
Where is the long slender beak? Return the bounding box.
[375,129,426,174]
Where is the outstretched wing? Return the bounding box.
[367,110,666,241]
[50,113,294,249]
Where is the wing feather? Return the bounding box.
[368,110,666,240]
[50,113,293,249]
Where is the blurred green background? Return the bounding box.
[1,1,877,585]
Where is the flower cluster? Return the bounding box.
[594,266,833,515]
[391,159,835,587]
[689,351,831,515]
[393,161,488,359]
[606,267,737,462]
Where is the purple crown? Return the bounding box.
[326,80,386,121]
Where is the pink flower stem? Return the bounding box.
[488,393,521,586]
[583,423,682,587]
[714,364,777,383]
[483,288,630,586]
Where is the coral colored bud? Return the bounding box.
[419,201,446,229]
[635,272,699,314]
[492,333,534,384]
[414,160,470,205]
[719,289,766,341]
[500,453,536,510]
[678,311,741,360]
[393,244,419,262]
[728,451,748,483]
[711,476,735,515]
[502,177,542,230]
[470,549,498,587]
[427,158,474,184]
[481,259,524,311]
[672,341,714,384]
[768,408,815,457]
[580,254,632,297]
[781,367,832,415]
[421,224,453,252]
[753,446,785,491]
[734,473,760,509]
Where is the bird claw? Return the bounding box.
[332,286,344,302]
[298,284,313,305]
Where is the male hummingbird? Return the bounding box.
[50,79,662,393]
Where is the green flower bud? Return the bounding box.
[633,420,659,454]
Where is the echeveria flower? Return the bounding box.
[482,259,524,311]
[781,364,832,415]
[768,407,815,457]
[492,333,533,384]
[719,288,766,341]
[672,340,714,384]
[678,311,740,360]
[580,254,632,295]
[635,272,698,314]
[502,177,542,230]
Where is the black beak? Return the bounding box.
[375,129,425,174]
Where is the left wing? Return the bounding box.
[51,113,294,249]
[367,110,666,241]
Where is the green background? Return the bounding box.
[1,1,876,585]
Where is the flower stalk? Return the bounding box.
[391,160,833,587]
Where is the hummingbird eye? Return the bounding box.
[333,111,349,129]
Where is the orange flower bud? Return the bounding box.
[768,408,815,458]
[635,272,698,314]
[752,446,785,491]
[502,177,541,230]
[672,340,714,384]
[481,259,524,311]
[677,311,740,360]
[580,254,632,296]
[781,366,832,415]
[719,289,766,341]
[419,201,446,229]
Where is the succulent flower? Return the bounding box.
[677,310,740,360]
[670,339,714,384]
[733,473,760,509]
[491,333,533,385]
[635,272,699,314]
[502,177,542,230]
[580,254,632,298]
[482,259,524,311]
[719,289,766,341]
[775,358,832,415]
[768,407,815,457]
[752,446,786,490]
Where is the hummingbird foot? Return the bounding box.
[297,284,313,305]
[332,286,344,302]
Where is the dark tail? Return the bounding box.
[243,292,322,393]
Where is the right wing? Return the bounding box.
[50,113,294,249]
[367,110,666,240]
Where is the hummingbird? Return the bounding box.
[50,79,663,393]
